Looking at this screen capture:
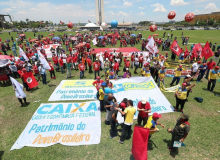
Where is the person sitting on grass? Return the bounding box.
[123,68,131,78]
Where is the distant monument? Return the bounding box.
[95,0,105,26]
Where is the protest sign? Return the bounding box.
[37,44,59,58]
[112,77,174,123]
[11,101,101,150]
[48,80,97,101]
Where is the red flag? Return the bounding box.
[184,45,189,58]
[60,20,64,25]
[192,43,202,58]
[170,40,181,56]
[88,20,91,23]
[131,126,150,160]
[22,72,38,89]
[202,41,214,60]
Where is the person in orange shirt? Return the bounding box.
[82,54,88,70]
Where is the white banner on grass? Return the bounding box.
[48,80,97,101]
[10,101,101,150]
[112,77,174,123]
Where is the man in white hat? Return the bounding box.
[137,98,151,126]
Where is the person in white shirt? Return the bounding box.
[146,56,151,63]
[159,59,164,67]
[191,61,201,80]
[134,55,139,74]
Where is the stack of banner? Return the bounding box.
[160,82,180,92]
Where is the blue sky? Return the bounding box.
[0,0,220,24]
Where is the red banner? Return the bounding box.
[166,69,199,78]
[131,126,150,160]
[0,74,8,81]
[22,72,38,89]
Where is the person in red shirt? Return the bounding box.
[91,49,96,62]
[113,60,119,75]
[139,53,143,68]
[104,50,109,60]
[131,53,134,68]
[78,61,85,79]
[92,76,104,90]
[109,53,114,64]
[59,57,64,74]
[93,59,100,79]
[125,59,130,69]
[205,59,216,79]
[87,57,93,73]
[72,54,78,70]
[48,60,56,79]
[137,98,151,126]
[52,54,59,72]
[32,63,40,82]
[86,43,91,52]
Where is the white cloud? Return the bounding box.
[170,0,189,6]
[151,3,167,12]
[124,1,132,6]
[193,0,216,4]
[0,0,96,23]
[1,8,12,12]
[139,7,144,9]
[137,12,145,16]
[118,11,129,17]
[108,11,129,17]
[195,3,219,14]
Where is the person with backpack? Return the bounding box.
[99,82,106,112]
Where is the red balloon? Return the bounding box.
[150,25,157,32]
[185,13,194,22]
[67,22,73,28]
[168,11,176,19]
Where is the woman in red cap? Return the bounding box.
[175,83,196,112]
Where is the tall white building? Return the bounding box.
[95,0,105,26]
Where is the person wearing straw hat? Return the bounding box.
[137,98,151,126]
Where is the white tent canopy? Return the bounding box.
[85,23,97,27]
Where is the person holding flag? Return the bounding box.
[10,77,28,107]
[170,65,183,86]
[144,113,165,150]
[207,66,220,92]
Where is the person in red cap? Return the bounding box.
[144,112,165,150]
[137,98,151,126]
[207,66,220,92]
[158,66,166,87]
[197,63,207,82]
[170,65,182,86]
[116,100,136,144]
[175,83,196,112]
[191,61,201,80]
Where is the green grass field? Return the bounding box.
[0,30,220,160]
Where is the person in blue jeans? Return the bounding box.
[38,63,47,85]
[11,45,17,57]
[197,63,207,82]
[170,65,183,86]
